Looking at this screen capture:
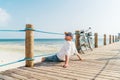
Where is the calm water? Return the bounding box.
[0,38,109,47]
[0,39,64,45]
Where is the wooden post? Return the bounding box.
[118,35,120,41]
[115,36,118,42]
[109,35,111,44]
[25,24,34,67]
[104,34,106,45]
[117,36,119,42]
[115,36,116,42]
[117,36,118,42]
[75,30,80,53]
[94,33,98,48]
[112,35,114,43]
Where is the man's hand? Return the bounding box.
[63,55,69,68]
[77,54,83,61]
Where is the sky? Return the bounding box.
[0,0,120,39]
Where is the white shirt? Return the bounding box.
[57,41,79,61]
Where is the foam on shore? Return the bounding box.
[0,44,61,72]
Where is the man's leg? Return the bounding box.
[41,55,56,62]
[41,54,62,62]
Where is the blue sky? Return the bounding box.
[0,0,120,39]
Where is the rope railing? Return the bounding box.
[0,29,118,38]
[0,28,65,35]
[0,24,119,68]
[0,27,65,67]
[0,58,26,67]
[0,53,55,67]
[0,30,25,32]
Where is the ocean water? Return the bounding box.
[0,38,109,45]
[0,38,109,54]
[0,39,64,46]
[0,39,64,56]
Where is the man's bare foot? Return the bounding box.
[41,57,45,62]
[80,59,84,61]
[63,64,68,68]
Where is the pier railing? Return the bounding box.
[0,24,119,67]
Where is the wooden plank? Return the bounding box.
[21,67,90,80]
[1,71,28,80]
[11,68,57,80]
[0,74,16,80]
[36,64,120,80]
[0,42,120,80]
[18,67,71,80]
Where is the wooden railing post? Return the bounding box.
[117,36,118,42]
[115,36,118,42]
[75,30,80,53]
[109,35,111,44]
[118,35,120,41]
[94,33,98,48]
[115,36,116,42]
[104,34,106,45]
[112,35,114,43]
[25,24,34,67]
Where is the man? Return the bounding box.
[42,32,82,68]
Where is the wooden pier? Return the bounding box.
[0,42,120,80]
[0,24,120,80]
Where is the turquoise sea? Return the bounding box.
[0,38,109,55]
[0,39,65,46]
[0,38,109,47]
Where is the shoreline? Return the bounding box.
[0,44,60,72]
[0,49,43,72]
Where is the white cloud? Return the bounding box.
[0,8,11,24]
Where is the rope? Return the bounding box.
[25,28,65,35]
[25,28,34,31]
[0,53,55,67]
[0,30,25,32]
[34,30,64,35]
[0,28,78,36]
[0,28,65,35]
[0,58,25,67]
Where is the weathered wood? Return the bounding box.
[75,30,80,52]
[115,36,118,42]
[118,35,120,41]
[109,35,112,44]
[0,74,15,80]
[1,42,120,80]
[25,24,34,67]
[112,35,115,43]
[94,33,98,48]
[104,34,106,45]
[115,36,116,42]
[26,68,87,79]
[9,69,56,80]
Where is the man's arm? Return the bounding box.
[63,55,69,68]
[76,53,82,61]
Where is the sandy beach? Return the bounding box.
[0,44,61,72]
[0,47,25,71]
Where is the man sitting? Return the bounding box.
[42,32,82,68]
